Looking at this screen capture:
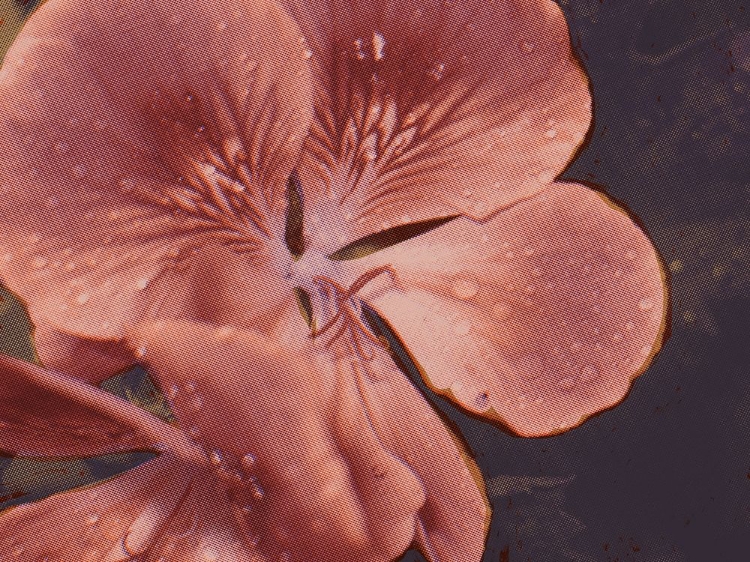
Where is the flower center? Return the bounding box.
[284,249,397,358]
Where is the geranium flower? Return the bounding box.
[0,0,667,560]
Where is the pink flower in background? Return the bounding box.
[0,0,666,560]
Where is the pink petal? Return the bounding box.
[0,454,259,561]
[0,0,311,339]
[127,319,431,562]
[357,183,667,437]
[353,342,490,562]
[280,0,591,252]
[0,352,195,458]
[33,322,133,385]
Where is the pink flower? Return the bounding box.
[0,0,666,560]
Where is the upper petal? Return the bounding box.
[356,183,667,437]
[126,318,427,562]
[280,0,591,252]
[0,0,311,339]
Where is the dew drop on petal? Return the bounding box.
[135,277,149,291]
[372,31,386,61]
[452,278,479,300]
[453,318,472,336]
[241,452,257,472]
[580,364,599,382]
[86,514,100,526]
[544,129,557,139]
[302,49,313,60]
[557,377,577,391]
[76,292,90,305]
[521,41,535,53]
[491,301,511,321]
[32,256,48,269]
[475,392,490,410]
[201,548,219,562]
[638,298,654,311]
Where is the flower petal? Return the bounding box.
[0,454,260,561]
[0,352,194,458]
[0,0,311,338]
[281,0,591,252]
[351,338,490,562]
[126,319,431,562]
[357,183,667,437]
[32,323,133,384]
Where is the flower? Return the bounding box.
[0,0,667,560]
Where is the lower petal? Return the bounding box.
[0,454,258,561]
[350,343,490,562]
[126,319,426,562]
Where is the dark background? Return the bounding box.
[1,0,749,560]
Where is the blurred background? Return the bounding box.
[1,0,748,560]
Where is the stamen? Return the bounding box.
[309,265,399,359]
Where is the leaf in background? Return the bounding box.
[0,285,39,364]
[99,365,176,424]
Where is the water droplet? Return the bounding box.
[638,298,654,311]
[32,256,48,269]
[544,129,557,139]
[72,164,87,178]
[209,450,223,466]
[135,345,147,358]
[557,377,577,391]
[521,41,535,53]
[475,392,489,409]
[215,325,234,340]
[191,394,203,411]
[251,482,265,500]
[3,254,12,262]
[453,318,472,336]
[537,168,555,183]
[580,364,599,382]
[353,38,366,59]
[76,292,90,305]
[640,345,651,356]
[201,548,219,562]
[118,178,135,192]
[372,31,386,61]
[86,514,100,526]
[491,302,512,321]
[302,48,313,60]
[241,452,257,472]
[452,278,479,299]
[135,277,149,290]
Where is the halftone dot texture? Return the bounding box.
[9,0,743,560]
